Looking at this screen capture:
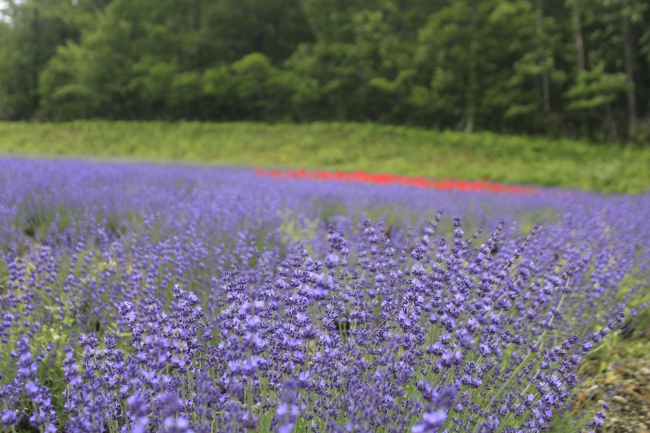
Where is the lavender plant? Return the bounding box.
[0,158,649,433]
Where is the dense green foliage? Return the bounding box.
[1,0,650,141]
[2,120,650,193]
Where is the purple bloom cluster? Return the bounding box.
[0,158,649,432]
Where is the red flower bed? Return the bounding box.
[255,167,541,195]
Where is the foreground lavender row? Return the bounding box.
[0,159,649,433]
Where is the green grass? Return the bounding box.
[1,121,650,193]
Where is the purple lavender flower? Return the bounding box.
[0,158,648,432]
[411,410,446,432]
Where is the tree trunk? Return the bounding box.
[536,0,550,114]
[31,5,41,111]
[297,0,320,41]
[463,110,475,133]
[464,0,478,133]
[622,0,638,139]
[606,103,619,142]
[572,0,586,72]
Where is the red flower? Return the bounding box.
[254,168,540,195]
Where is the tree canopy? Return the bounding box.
[1,0,649,141]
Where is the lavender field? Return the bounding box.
[1,158,649,433]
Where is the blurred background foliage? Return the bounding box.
[1,0,650,142]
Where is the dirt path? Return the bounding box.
[573,357,650,432]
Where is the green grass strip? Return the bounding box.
[1,121,649,193]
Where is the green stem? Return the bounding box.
[472,283,567,433]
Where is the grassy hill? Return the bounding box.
[1,120,650,193]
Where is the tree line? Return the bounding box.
[1,0,649,142]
